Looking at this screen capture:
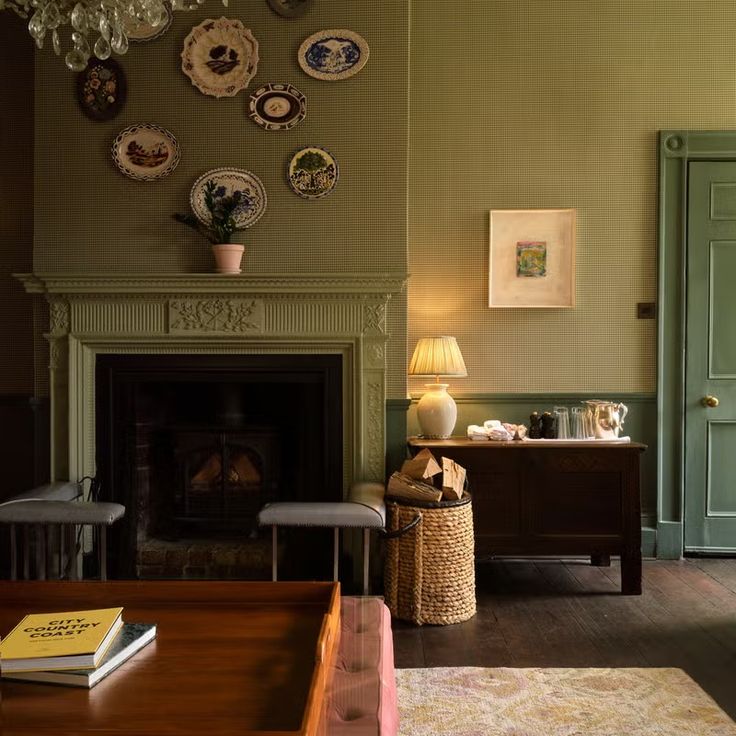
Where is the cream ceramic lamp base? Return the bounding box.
[416,383,457,439]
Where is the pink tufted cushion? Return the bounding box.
[326,597,398,735]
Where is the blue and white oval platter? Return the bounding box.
[298,29,369,81]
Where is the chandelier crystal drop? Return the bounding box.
[0,0,228,71]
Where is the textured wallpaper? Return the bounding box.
[409,0,736,394]
[32,0,409,397]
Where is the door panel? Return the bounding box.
[707,422,736,516]
[685,161,736,550]
[710,242,736,377]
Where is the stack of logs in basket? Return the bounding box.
[387,449,466,503]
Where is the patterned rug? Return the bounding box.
[395,667,736,736]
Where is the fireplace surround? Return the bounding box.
[16,273,406,572]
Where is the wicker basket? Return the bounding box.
[383,494,475,625]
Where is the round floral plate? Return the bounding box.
[266,0,313,18]
[298,29,369,81]
[249,83,306,131]
[181,17,259,98]
[287,147,338,199]
[190,168,267,229]
[111,124,180,181]
[76,58,126,121]
[125,4,172,42]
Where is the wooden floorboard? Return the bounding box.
[391,558,736,720]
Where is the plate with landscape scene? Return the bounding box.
[297,29,368,81]
[112,124,180,181]
[181,17,259,98]
[287,146,338,199]
[190,167,267,229]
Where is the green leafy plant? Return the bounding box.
[174,180,250,244]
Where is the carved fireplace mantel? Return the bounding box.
[16,272,407,492]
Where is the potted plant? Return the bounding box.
[174,181,249,274]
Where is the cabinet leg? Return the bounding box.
[590,553,611,567]
[621,551,642,595]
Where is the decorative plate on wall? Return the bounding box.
[125,4,172,42]
[190,168,267,229]
[266,0,313,18]
[249,83,306,131]
[76,58,126,121]
[287,146,338,199]
[181,18,259,98]
[111,124,180,181]
[297,29,368,81]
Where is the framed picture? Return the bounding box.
[488,208,576,308]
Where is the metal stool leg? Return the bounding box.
[271,526,278,581]
[363,528,370,595]
[100,526,107,581]
[333,527,339,582]
[10,524,17,581]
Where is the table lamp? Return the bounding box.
[408,336,467,439]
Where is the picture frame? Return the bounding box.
[488,208,576,308]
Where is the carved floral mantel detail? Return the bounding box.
[16,273,407,487]
[169,298,263,333]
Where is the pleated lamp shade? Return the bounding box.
[408,336,467,438]
[408,336,468,379]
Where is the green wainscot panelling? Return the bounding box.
[397,393,658,556]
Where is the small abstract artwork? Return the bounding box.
[516,241,547,277]
[489,209,576,308]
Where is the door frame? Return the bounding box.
[658,130,736,558]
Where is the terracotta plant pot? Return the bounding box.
[211,244,245,274]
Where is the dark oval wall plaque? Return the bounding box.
[266,0,314,19]
[76,57,127,122]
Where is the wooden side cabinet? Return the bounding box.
[408,439,647,594]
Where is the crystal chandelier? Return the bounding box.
[0,0,227,71]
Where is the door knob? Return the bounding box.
[702,395,720,408]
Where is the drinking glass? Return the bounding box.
[571,406,587,439]
[553,406,570,439]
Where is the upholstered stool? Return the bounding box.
[257,482,385,595]
[0,499,125,580]
[326,596,398,735]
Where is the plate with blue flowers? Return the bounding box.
[297,29,369,81]
[190,168,267,229]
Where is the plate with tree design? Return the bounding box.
[287,147,338,199]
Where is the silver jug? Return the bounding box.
[583,400,628,440]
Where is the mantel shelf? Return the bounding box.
[14,272,408,296]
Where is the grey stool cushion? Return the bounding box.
[0,501,125,525]
[258,482,386,529]
[10,482,82,502]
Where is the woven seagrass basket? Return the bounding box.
[383,494,476,625]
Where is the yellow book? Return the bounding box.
[0,607,123,674]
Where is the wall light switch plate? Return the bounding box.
[637,302,656,319]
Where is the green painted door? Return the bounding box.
[685,161,736,551]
